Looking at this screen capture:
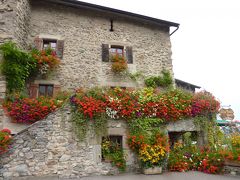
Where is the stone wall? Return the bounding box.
[0,0,15,45]
[0,0,30,48]
[28,1,174,90]
[0,105,140,179]
[14,0,31,49]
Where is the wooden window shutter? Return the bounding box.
[29,83,38,98]
[56,40,64,59]
[53,85,61,97]
[126,46,133,64]
[102,44,109,62]
[34,37,43,50]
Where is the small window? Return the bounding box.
[110,45,124,57]
[102,44,133,64]
[43,39,57,50]
[39,84,53,97]
[102,135,123,161]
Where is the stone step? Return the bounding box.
[0,76,5,81]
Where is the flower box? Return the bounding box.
[224,159,240,167]
[143,167,162,175]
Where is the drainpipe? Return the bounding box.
[170,25,179,36]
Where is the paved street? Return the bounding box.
[12,171,239,180]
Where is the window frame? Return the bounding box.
[38,84,54,97]
[102,135,123,161]
[109,45,124,58]
[42,39,57,51]
[102,44,133,64]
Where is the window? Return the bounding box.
[102,44,133,64]
[39,84,54,97]
[34,37,64,59]
[102,135,123,161]
[110,45,124,57]
[43,39,57,50]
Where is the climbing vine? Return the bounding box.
[0,42,37,93]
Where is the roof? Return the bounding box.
[42,0,179,28]
[175,79,201,89]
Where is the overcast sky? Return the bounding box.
[80,0,240,120]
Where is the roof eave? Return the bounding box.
[42,0,179,28]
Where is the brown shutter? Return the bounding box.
[34,37,43,50]
[56,40,64,59]
[102,44,109,62]
[126,46,133,64]
[53,85,61,97]
[29,83,38,98]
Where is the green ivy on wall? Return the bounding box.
[0,42,37,93]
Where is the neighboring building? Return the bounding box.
[175,78,200,92]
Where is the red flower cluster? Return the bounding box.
[106,89,140,119]
[0,128,12,155]
[191,91,220,116]
[71,88,219,121]
[127,135,145,153]
[4,97,62,123]
[198,158,221,174]
[72,96,107,119]
[168,145,225,174]
[32,49,60,71]
[156,91,192,121]
[169,161,189,172]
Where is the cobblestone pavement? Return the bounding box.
[11,171,239,180]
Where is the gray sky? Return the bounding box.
[80,0,240,120]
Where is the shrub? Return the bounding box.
[191,91,220,117]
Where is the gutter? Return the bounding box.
[170,25,180,36]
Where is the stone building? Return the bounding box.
[0,0,179,97]
[0,0,203,179]
[0,0,180,132]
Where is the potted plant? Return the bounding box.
[32,48,60,78]
[111,55,127,74]
[128,131,169,175]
